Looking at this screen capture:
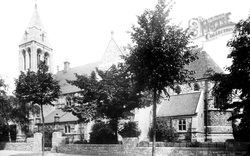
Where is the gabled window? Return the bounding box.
[178,119,186,131]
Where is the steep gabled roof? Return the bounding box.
[157,92,201,117]
[55,61,100,95]
[19,4,51,48]
[186,50,224,80]
[99,32,126,70]
[44,109,78,124]
[55,32,126,95]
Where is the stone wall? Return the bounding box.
[52,132,248,156]
[0,142,33,151]
[56,144,247,156]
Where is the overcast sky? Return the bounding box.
[0,0,249,87]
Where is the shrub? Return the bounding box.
[148,124,179,142]
[118,121,141,138]
[0,124,9,141]
[233,118,250,141]
[89,121,117,144]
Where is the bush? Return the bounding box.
[89,121,117,144]
[148,124,179,142]
[118,121,141,138]
[0,124,9,141]
[233,118,250,141]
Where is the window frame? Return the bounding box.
[178,119,187,132]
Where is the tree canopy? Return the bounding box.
[15,61,61,154]
[65,64,145,141]
[125,0,197,96]
[124,0,197,155]
[0,79,15,126]
[212,17,250,121]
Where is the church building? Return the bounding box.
[18,4,233,142]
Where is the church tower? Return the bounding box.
[19,4,53,73]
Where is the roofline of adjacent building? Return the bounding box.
[157,113,197,118]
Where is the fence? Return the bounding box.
[0,132,249,156]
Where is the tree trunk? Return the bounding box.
[40,104,45,156]
[110,119,119,143]
[6,122,10,142]
[152,90,157,156]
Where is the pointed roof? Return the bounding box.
[19,4,51,48]
[43,109,78,124]
[27,3,44,30]
[99,31,126,69]
[157,92,202,117]
[186,50,224,80]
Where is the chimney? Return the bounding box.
[64,61,70,73]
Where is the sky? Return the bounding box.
[0,0,250,89]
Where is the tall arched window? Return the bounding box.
[22,50,26,70]
[66,97,72,106]
[37,49,42,67]
[194,83,200,91]
[65,125,71,133]
[44,52,49,66]
[28,48,31,69]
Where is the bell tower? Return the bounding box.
[19,4,54,73]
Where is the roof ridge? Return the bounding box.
[167,91,201,97]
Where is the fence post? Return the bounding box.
[33,133,42,152]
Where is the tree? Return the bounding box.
[15,61,61,155]
[0,78,14,141]
[65,64,145,142]
[124,0,197,155]
[211,17,250,140]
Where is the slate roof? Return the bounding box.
[157,92,201,117]
[55,32,125,95]
[20,4,51,48]
[44,109,78,124]
[55,61,101,94]
[186,50,224,80]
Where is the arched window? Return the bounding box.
[28,48,31,69]
[194,83,200,91]
[66,97,72,106]
[175,85,181,94]
[44,52,49,66]
[65,125,71,133]
[22,50,26,70]
[37,49,42,67]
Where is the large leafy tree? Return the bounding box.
[124,0,197,155]
[65,64,145,142]
[15,61,61,155]
[0,78,15,141]
[0,78,39,141]
[211,17,250,140]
